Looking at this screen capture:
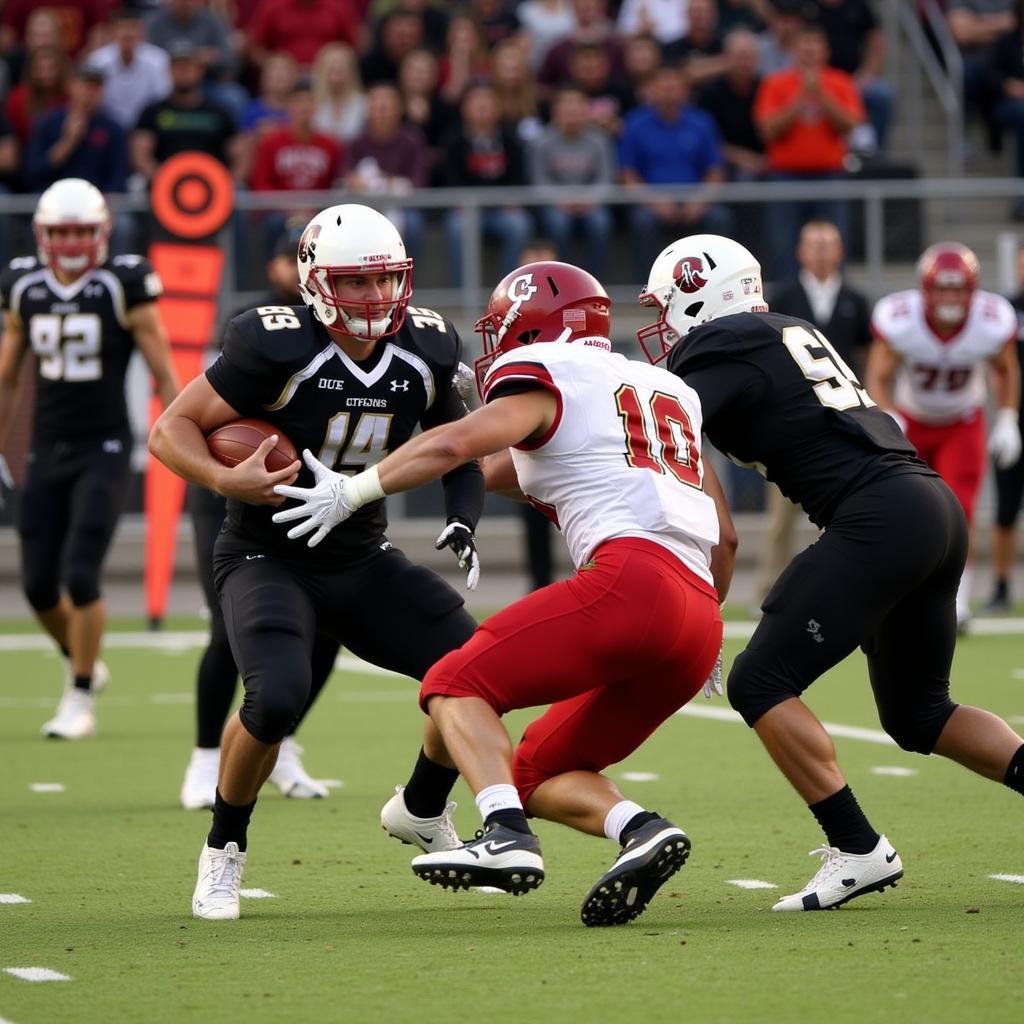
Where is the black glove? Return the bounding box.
[435,519,480,591]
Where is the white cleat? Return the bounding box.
[40,687,96,739]
[180,747,220,810]
[268,737,329,799]
[380,784,460,852]
[192,841,246,920]
[772,834,903,911]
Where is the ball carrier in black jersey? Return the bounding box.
[0,178,179,740]
[180,231,342,810]
[149,204,484,920]
[638,234,1024,911]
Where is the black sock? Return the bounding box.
[59,645,70,659]
[993,578,1009,601]
[620,810,661,845]
[207,790,257,852]
[483,808,532,835]
[73,674,92,692]
[809,785,879,854]
[402,748,460,818]
[1003,744,1024,796]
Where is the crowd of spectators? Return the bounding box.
[0,1,909,283]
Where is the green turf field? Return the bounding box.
[2,620,1022,1024]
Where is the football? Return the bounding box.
[206,418,299,473]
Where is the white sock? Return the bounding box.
[603,800,647,843]
[475,783,522,820]
[956,564,973,620]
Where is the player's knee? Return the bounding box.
[877,699,957,754]
[726,650,803,727]
[418,662,505,715]
[65,564,102,607]
[239,680,309,744]
[22,573,60,612]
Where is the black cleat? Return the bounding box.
[581,818,691,927]
[411,823,544,896]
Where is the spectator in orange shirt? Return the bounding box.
[247,0,360,69]
[754,22,865,281]
[251,78,342,257]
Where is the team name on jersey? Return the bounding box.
[318,378,345,391]
[346,397,388,408]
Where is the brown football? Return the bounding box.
[206,418,299,473]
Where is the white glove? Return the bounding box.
[883,408,907,435]
[702,650,724,700]
[0,454,13,510]
[988,408,1022,470]
[272,450,384,548]
[435,520,480,590]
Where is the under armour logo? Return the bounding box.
[390,379,409,392]
[806,619,824,643]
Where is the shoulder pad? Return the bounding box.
[399,307,463,368]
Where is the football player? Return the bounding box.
[866,242,1022,629]
[0,177,179,740]
[272,262,736,926]
[180,230,341,810]
[149,204,484,920]
[638,233,1024,911]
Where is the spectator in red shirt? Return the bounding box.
[0,0,109,60]
[754,22,865,280]
[247,0,360,69]
[5,45,71,149]
[3,6,67,88]
[251,78,341,258]
[342,83,429,260]
[437,14,491,105]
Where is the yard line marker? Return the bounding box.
[726,879,778,890]
[321,779,344,789]
[1,1014,18,1022]
[870,766,918,777]
[240,889,276,899]
[0,895,30,905]
[1009,715,1024,725]
[677,704,895,745]
[1011,669,1024,680]
[29,783,64,793]
[989,873,1024,885]
[150,693,194,704]
[621,772,660,782]
[3,968,70,982]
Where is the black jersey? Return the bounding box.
[206,303,479,562]
[667,311,935,527]
[0,254,162,446]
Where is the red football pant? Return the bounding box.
[902,409,985,523]
[419,537,723,807]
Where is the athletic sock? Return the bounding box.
[483,808,532,835]
[1003,744,1024,797]
[809,785,879,855]
[619,810,662,846]
[207,789,256,852]
[402,748,460,818]
[73,674,92,692]
[603,799,649,843]
[992,578,1010,603]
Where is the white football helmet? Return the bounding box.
[296,204,413,340]
[33,177,111,276]
[637,234,768,363]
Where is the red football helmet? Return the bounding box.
[918,242,979,329]
[473,261,611,396]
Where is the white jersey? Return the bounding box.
[871,289,1016,424]
[483,341,719,583]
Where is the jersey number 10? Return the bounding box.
[615,384,701,487]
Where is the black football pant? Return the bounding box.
[728,472,968,754]
[214,530,478,744]
[189,486,340,748]
[18,433,132,611]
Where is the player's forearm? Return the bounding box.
[991,362,1020,413]
[149,414,227,493]
[376,427,484,499]
[441,459,484,532]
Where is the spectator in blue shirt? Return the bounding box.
[618,63,731,268]
[27,64,127,194]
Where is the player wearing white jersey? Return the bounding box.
[271,261,736,925]
[867,242,1022,627]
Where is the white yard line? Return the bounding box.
[726,879,778,890]
[871,766,918,777]
[240,889,276,899]
[989,873,1024,884]
[0,895,30,905]
[621,772,660,782]
[28,783,64,793]
[3,968,70,983]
